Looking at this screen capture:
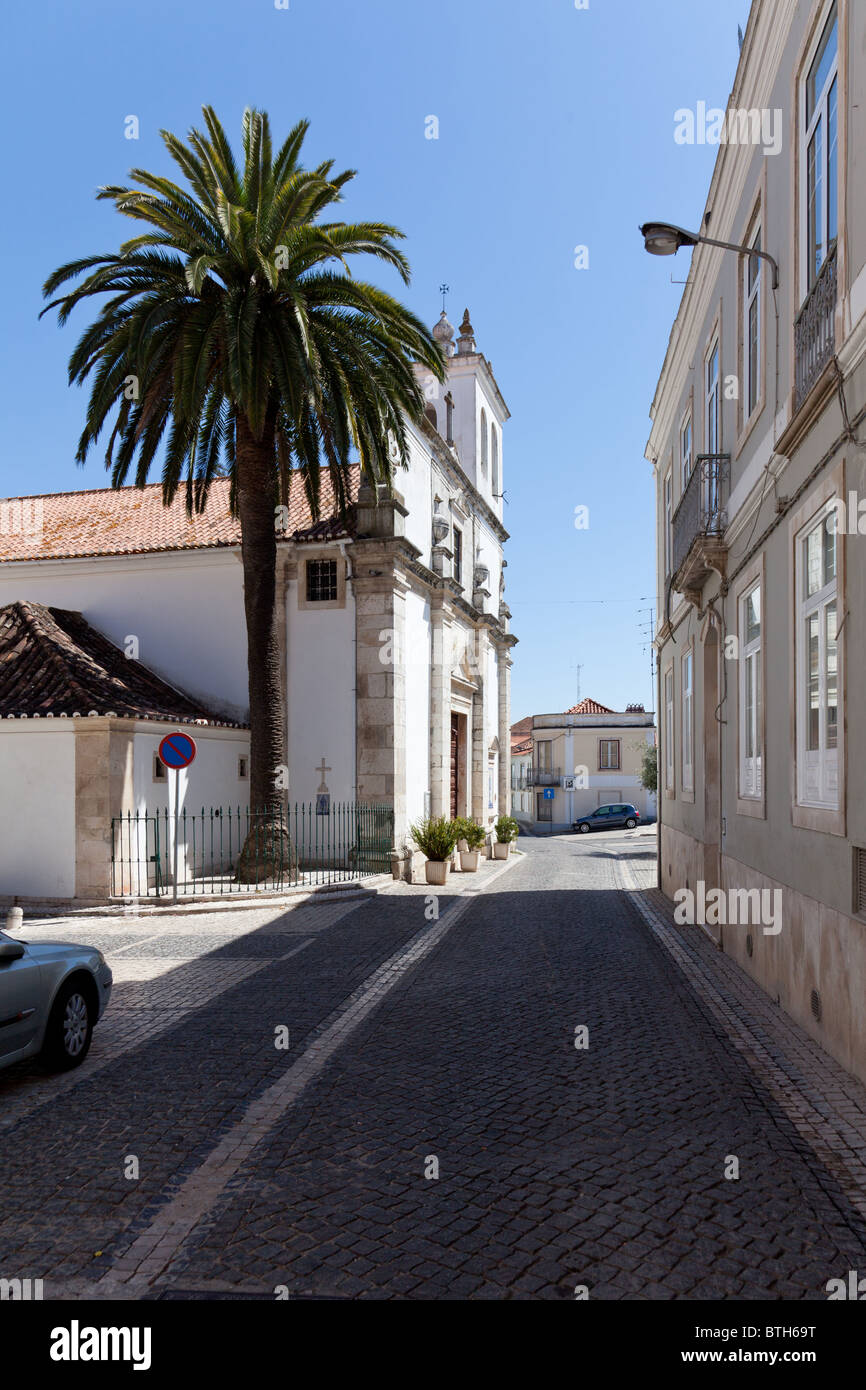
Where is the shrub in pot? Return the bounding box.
[410,816,459,885]
[453,817,485,872]
[493,815,519,859]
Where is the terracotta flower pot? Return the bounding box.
[425,860,449,886]
[460,850,480,873]
[493,842,510,860]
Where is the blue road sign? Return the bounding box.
[158,731,197,770]
[543,788,555,800]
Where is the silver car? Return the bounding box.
[0,930,112,1072]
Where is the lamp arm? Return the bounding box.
[696,233,780,289]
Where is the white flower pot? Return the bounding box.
[493,842,510,860]
[460,850,480,872]
[425,860,449,886]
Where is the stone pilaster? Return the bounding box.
[74,719,134,900]
[429,598,451,819]
[498,646,513,816]
[470,628,488,827]
[353,540,410,876]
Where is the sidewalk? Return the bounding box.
[617,839,866,1229]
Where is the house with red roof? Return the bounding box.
[511,699,656,832]
[0,310,517,900]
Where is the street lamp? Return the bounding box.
[639,221,779,289]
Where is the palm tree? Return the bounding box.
[42,106,445,878]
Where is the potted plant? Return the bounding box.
[409,816,459,885]
[493,815,519,859]
[453,817,485,872]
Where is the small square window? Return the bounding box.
[306,559,339,602]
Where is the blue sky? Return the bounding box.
[1,0,749,719]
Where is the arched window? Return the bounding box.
[491,427,499,497]
[480,409,488,476]
[425,403,437,430]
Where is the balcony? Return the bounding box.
[671,454,729,606]
[525,767,561,788]
[795,244,837,410]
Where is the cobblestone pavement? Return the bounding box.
[3,834,866,1300]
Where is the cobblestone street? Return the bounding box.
[3,830,866,1300]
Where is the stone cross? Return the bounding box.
[316,757,331,793]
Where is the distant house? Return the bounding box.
[511,698,656,832]
[510,715,533,819]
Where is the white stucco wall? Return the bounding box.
[287,575,356,804]
[0,551,248,721]
[131,725,251,883]
[0,724,75,897]
[404,588,431,827]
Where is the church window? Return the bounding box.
[306,558,339,602]
[491,426,499,496]
[480,409,488,475]
[238,756,248,780]
[453,527,463,584]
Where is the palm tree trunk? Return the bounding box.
[234,409,294,883]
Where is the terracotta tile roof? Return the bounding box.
[511,735,532,754]
[0,601,243,725]
[564,697,615,715]
[0,467,360,563]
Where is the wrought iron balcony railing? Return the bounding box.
[672,454,729,581]
[525,767,561,787]
[795,243,837,409]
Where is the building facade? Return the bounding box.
[511,699,656,832]
[0,309,517,897]
[647,0,866,1080]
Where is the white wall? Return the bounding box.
[404,588,431,827]
[0,725,75,897]
[0,552,248,721]
[287,575,356,804]
[132,726,251,882]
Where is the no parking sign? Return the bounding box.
[158,731,197,770]
[158,732,197,904]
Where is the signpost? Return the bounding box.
[158,733,197,904]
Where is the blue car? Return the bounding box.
[573,803,640,834]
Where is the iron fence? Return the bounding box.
[110,802,394,899]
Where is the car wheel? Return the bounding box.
[41,980,94,1072]
[625,817,637,829]
[578,822,591,834]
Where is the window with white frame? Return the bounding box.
[739,582,763,798]
[744,227,762,418]
[681,649,694,792]
[796,506,839,807]
[680,414,693,492]
[705,339,720,454]
[803,1,838,291]
[598,739,620,771]
[664,470,672,577]
[664,668,675,792]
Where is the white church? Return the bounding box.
[0,308,516,901]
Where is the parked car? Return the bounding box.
[0,930,112,1072]
[572,803,640,834]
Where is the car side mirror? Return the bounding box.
[0,940,26,963]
